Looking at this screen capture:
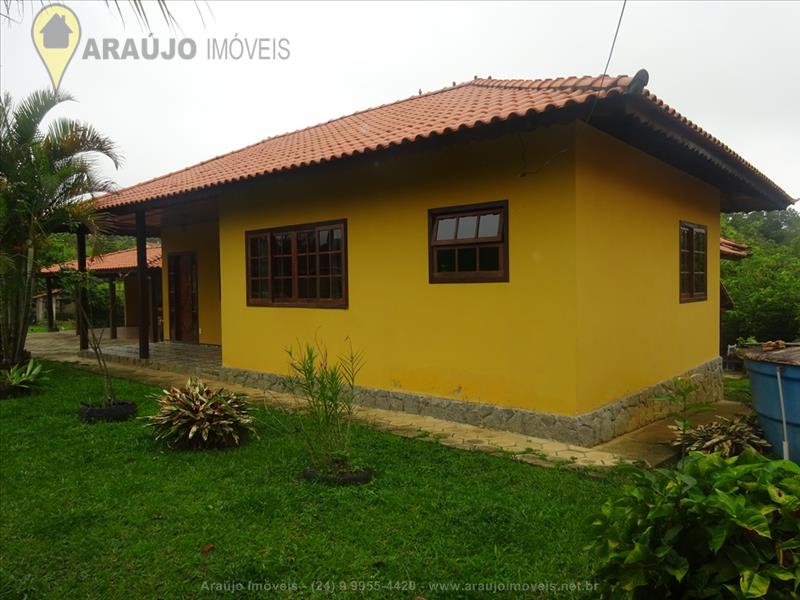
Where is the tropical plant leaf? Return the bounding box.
[143,378,255,450]
[587,451,800,598]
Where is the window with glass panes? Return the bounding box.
[679,221,707,302]
[428,201,508,283]
[246,220,347,307]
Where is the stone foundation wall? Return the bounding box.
[214,357,723,447]
[95,348,722,447]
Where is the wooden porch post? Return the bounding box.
[76,227,88,350]
[108,275,117,340]
[149,272,159,342]
[45,277,57,332]
[136,211,150,359]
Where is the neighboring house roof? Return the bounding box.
[41,245,162,276]
[720,236,751,260]
[720,236,750,310]
[95,70,792,214]
[32,288,63,300]
[720,282,735,310]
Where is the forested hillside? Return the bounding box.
[721,209,800,348]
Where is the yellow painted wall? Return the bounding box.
[161,220,222,345]
[574,123,720,413]
[191,122,722,417]
[219,126,581,415]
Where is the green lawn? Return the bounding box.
[27,321,74,333]
[0,362,626,599]
[723,374,751,404]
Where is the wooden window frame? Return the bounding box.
[679,220,708,303]
[428,200,509,284]
[245,219,348,309]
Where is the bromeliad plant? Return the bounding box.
[145,378,256,450]
[588,450,800,599]
[284,340,364,476]
[0,358,47,398]
[672,415,771,458]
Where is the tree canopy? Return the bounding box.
[0,89,120,365]
[721,209,800,347]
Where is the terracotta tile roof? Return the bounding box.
[32,288,62,300]
[720,236,751,260]
[95,71,792,211]
[41,245,161,275]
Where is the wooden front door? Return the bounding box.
[168,253,198,343]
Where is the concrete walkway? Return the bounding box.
[24,331,748,468]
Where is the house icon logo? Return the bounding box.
[41,13,73,49]
[31,4,81,91]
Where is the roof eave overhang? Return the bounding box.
[95,91,792,228]
[95,100,595,232]
[615,95,792,213]
[721,252,749,261]
[41,265,159,278]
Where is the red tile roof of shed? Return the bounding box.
[95,72,792,211]
[720,236,751,260]
[41,245,161,275]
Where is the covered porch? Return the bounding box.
[68,193,222,360]
[25,330,221,378]
[98,339,222,376]
[41,244,163,342]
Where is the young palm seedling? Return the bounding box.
[284,339,369,484]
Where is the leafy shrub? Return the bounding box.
[672,415,771,458]
[284,341,363,474]
[145,378,255,449]
[1,358,47,398]
[658,375,714,457]
[589,450,800,598]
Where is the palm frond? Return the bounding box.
[67,201,115,241]
[44,118,123,169]
[10,89,74,149]
[2,1,181,29]
[0,84,119,365]
[0,91,14,144]
[105,0,177,30]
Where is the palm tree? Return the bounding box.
[1,1,186,29]
[0,89,121,366]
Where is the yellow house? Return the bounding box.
[93,71,793,446]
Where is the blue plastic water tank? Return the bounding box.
[741,346,800,463]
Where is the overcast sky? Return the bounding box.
[2,0,799,205]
